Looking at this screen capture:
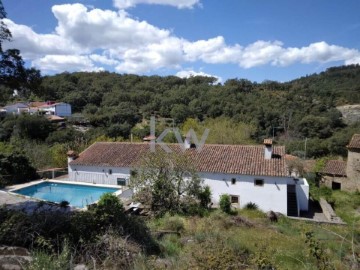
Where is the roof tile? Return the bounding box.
[348,134,360,150]
[70,142,288,177]
[322,160,347,177]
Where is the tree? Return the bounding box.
[219,194,231,214]
[0,152,37,186]
[0,1,42,98]
[0,0,11,53]
[131,151,205,216]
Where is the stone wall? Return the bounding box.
[319,198,342,223]
[321,175,358,192]
[346,150,360,191]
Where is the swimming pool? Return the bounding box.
[12,182,120,208]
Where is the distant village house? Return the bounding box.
[320,134,360,191]
[0,101,72,117]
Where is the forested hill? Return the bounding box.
[288,64,360,105]
[2,64,360,159]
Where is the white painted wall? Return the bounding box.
[69,164,131,186]
[200,172,295,214]
[296,178,309,211]
[68,163,309,215]
[40,103,72,117]
[55,103,72,117]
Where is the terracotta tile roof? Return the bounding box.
[70,142,288,177]
[322,160,347,177]
[347,134,360,150]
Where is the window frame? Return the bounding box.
[254,179,264,187]
[230,195,239,204]
[117,178,127,186]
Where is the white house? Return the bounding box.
[38,102,72,117]
[67,140,309,216]
[2,103,29,114]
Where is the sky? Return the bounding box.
[2,0,360,83]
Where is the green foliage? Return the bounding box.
[26,242,71,270]
[219,194,231,214]
[161,214,185,233]
[50,143,67,168]
[160,234,183,257]
[305,231,334,270]
[131,151,205,216]
[93,193,125,228]
[0,152,37,185]
[0,114,53,141]
[198,185,212,209]
[244,202,259,210]
[59,200,69,208]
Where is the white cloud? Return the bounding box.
[2,19,83,59]
[32,55,103,72]
[3,3,360,75]
[176,69,222,83]
[113,0,200,9]
[52,4,170,50]
[115,37,184,73]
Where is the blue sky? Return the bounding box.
[2,0,360,83]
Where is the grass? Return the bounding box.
[136,191,360,269]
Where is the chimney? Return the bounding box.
[264,139,273,160]
[67,150,78,172]
[67,150,78,161]
[184,135,191,149]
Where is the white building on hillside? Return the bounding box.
[67,140,309,216]
[38,102,72,117]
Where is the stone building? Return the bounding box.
[321,134,360,191]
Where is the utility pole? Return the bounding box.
[304,137,308,160]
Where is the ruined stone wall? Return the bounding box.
[321,175,358,192]
[346,149,360,191]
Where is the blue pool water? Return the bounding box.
[13,182,120,208]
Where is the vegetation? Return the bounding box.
[219,194,232,214]
[1,65,359,176]
[131,151,210,217]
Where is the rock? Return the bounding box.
[74,264,89,270]
[231,216,255,227]
[0,246,31,270]
[267,211,278,222]
[337,104,360,125]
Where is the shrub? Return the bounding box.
[244,202,258,210]
[198,185,212,209]
[219,194,231,214]
[59,200,69,208]
[93,193,125,228]
[160,234,182,257]
[27,243,71,270]
[162,214,185,233]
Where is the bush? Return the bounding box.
[198,185,212,209]
[160,234,183,257]
[162,214,185,233]
[219,194,231,214]
[244,202,258,210]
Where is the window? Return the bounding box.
[230,195,239,204]
[231,178,236,185]
[108,169,112,175]
[254,179,264,186]
[332,181,341,190]
[117,178,126,186]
